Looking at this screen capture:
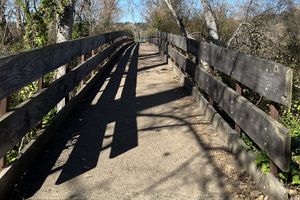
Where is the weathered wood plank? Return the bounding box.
[167,46,197,76]
[0,98,7,115]
[0,39,133,158]
[194,66,290,171]
[149,38,159,46]
[0,31,131,100]
[168,46,186,71]
[195,42,293,106]
[167,33,187,52]
[0,42,133,200]
[158,32,293,106]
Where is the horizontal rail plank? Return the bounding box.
[194,66,290,171]
[168,46,186,70]
[168,46,197,75]
[196,42,293,106]
[0,39,133,157]
[0,31,131,99]
[157,32,293,106]
[167,33,187,52]
[149,38,159,46]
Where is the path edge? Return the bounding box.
[169,57,289,200]
[0,42,133,199]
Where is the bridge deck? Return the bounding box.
[16,43,261,199]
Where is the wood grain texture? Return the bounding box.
[149,38,159,46]
[167,33,187,52]
[168,46,186,71]
[195,42,293,106]
[167,46,197,76]
[0,31,131,100]
[156,32,293,106]
[0,42,133,200]
[194,66,290,171]
[0,39,133,158]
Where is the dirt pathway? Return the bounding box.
[16,43,262,199]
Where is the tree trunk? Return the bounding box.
[0,0,7,30]
[164,0,192,38]
[15,0,23,33]
[200,0,219,44]
[56,0,75,111]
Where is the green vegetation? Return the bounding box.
[145,0,300,189]
[0,0,299,192]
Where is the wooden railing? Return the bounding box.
[149,32,293,173]
[0,31,133,170]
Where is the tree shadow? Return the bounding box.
[16,43,188,198]
[137,62,168,73]
[16,44,136,198]
[16,43,239,200]
[132,112,231,199]
[55,44,139,184]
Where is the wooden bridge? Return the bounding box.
[0,31,293,199]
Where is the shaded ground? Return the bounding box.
[16,43,262,199]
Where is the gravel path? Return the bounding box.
[17,43,262,200]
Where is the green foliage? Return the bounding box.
[72,22,90,39]
[5,149,18,164]
[253,98,300,185]
[42,109,57,128]
[4,108,57,166]
[255,152,270,174]
[9,82,38,109]
[5,129,36,165]
[18,0,68,48]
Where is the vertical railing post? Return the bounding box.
[208,66,215,105]
[91,49,96,75]
[80,55,86,87]
[235,82,242,134]
[159,37,162,55]
[38,78,43,91]
[269,103,280,176]
[0,97,8,170]
[37,78,43,128]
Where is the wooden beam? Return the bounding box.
[235,82,242,134]
[0,98,7,116]
[269,103,280,175]
[167,33,187,52]
[168,46,187,71]
[0,42,133,199]
[0,32,132,100]
[158,32,293,106]
[194,66,290,171]
[0,39,132,158]
[191,42,293,106]
[0,98,7,171]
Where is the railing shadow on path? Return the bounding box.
[16,44,137,198]
[16,43,236,200]
[15,43,187,198]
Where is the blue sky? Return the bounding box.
[118,0,144,23]
[117,0,300,23]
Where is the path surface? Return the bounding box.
[17,43,262,199]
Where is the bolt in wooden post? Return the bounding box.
[269,103,280,176]
[0,97,8,170]
[235,82,242,134]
